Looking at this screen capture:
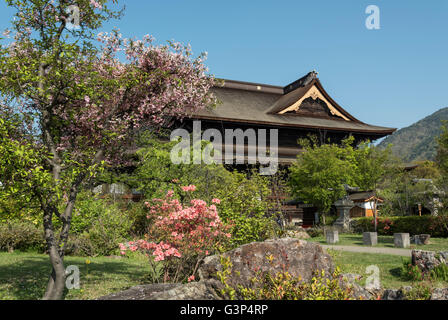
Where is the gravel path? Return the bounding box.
[322,245,412,257]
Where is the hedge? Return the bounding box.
[352,215,448,237]
[0,222,46,252]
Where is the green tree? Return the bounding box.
[353,142,391,230]
[289,137,357,224]
[289,137,393,226]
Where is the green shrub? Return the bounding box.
[352,215,448,237]
[400,259,448,282]
[322,214,337,226]
[215,171,276,247]
[307,226,325,238]
[67,202,134,256]
[404,282,433,300]
[430,263,448,282]
[56,191,113,235]
[400,260,426,281]
[125,201,151,237]
[0,192,135,256]
[0,221,45,252]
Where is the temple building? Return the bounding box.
[181,70,396,164]
[179,71,396,227]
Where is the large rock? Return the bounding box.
[98,280,222,300]
[98,283,179,300]
[431,288,448,300]
[198,238,334,289]
[381,287,411,300]
[411,234,431,245]
[412,249,448,273]
[381,286,448,300]
[284,230,311,240]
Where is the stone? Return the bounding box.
[98,283,180,300]
[411,249,447,273]
[333,196,354,231]
[381,289,405,300]
[394,233,410,248]
[419,234,431,245]
[326,230,339,244]
[198,238,334,290]
[439,251,448,262]
[339,273,383,300]
[363,232,378,246]
[150,280,222,300]
[284,230,310,240]
[97,280,222,300]
[381,287,412,300]
[381,286,448,300]
[431,288,448,300]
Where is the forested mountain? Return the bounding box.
[378,107,448,163]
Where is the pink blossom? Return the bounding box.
[90,0,103,10]
[181,185,197,192]
[119,189,231,282]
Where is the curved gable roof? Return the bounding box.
[191,72,396,136]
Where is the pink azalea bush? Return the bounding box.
[119,185,231,283]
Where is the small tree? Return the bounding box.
[289,137,357,224]
[0,0,216,299]
[289,137,392,227]
[353,142,391,231]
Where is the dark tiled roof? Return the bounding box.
[193,75,396,135]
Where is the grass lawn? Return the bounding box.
[0,251,154,300]
[309,234,448,252]
[328,249,448,289]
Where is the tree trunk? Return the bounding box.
[42,207,66,300]
[42,189,79,300]
[373,198,378,232]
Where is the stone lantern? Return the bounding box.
[333,195,354,231]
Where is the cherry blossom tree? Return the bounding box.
[0,0,216,299]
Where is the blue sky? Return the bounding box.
[1,0,447,130]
